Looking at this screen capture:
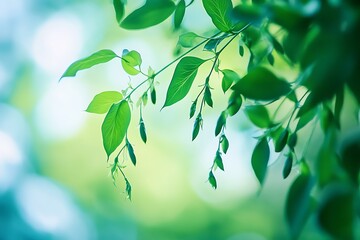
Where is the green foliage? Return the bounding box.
[62,0,360,238]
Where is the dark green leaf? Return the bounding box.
[163,57,206,107]
[202,0,233,32]
[178,32,201,48]
[227,92,242,116]
[221,69,240,93]
[61,50,118,79]
[113,0,125,25]
[102,101,131,158]
[203,37,225,51]
[244,105,272,128]
[121,0,176,29]
[125,178,132,200]
[111,156,119,183]
[320,105,336,132]
[285,174,314,239]
[283,154,293,179]
[204,86,213,107]
[126,139,136,166]
[334,89,344,128]
[267,53,275,66]
[221,135,229,153]
[139,119,147,143]
[251,138,270,185]
[269,34,284,55]
[239,45,244,57]
[174,0,186,29]
[192,114,202,141]
[318,186,355,240]
[340,133,360,185]
[215,151,224,171]
[121,49,142,75]
[86,91,123,114]
[287,91,298,103]
[189,99,197,119]
[150,87,156,104]
[287,132,297,150]
[208,171,217,189]
[232,67,291,101]
[275,128,289,152]
[215,111,227,136]
[296,107,317,131]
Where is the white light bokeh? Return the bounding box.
[34,81,89,140]
[31,12,84,75]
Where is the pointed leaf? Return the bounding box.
[101,101,131,158]
[283,154,293,179]
[61,49,118,79]
[251,138,270,185]
[245,105,272,128]
[192,114,202,141]
[275,128,289,152]
[121,49,142,75]
[125,178,132,200]
[204,37,225,51]
[174,0,186,29]
[202,0,233,32]
[126,139,136,166]
[232,67,291,101]
[208,171,217,189]
[163,57,206,107]
[189,99,197,119]
[139,119,147,143]
[221,135,229,154]
[214,151,224,171]
[227,92,242,116]
[121,0,176,29]
[215,111,227,136]
[86,91,123,114]
[150,87,156,104]
[178,32,201,48]
[204,86,213,107]
[221,69,240,93]
[113,0,125,25]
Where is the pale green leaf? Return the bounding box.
[202,0,233,32]
[121,49,142,75]
[86,91,123,114]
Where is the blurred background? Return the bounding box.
[0,0,336,239]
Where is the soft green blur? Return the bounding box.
[0,1,337,239]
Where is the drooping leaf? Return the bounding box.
[204,37,225,52]
[232,67,291,101]
[121,0,176,29]
[221,135,229,153]
[189,99,197,119]
[150,87,156,104]
[121,49,142,75]
[163,57,206,107]
[204,86,213,107]
[174,0,186,29]
[61,50,118,79]
[125,178,132,200]
[192,114,202,141]
[86,91,123,114]
[101,101,131,158]
[239,45,244,57]
[214,151,224,171]
[251,138,270,185]
[141,92,148,106]
[227,92,242,116]
[113,0,125,25]
[111,156,119,183]
[267,53,275,66]
[296,107,317,131]
[285,174,314,239]
[208,171,217,189]
[178,32,201,48]
[202,0,233,32]
[126,139,136,166]
[244,105,272,128]
[215,111,227,136]
[283,154,293,179]
[139,119,147,143]
[287,132,297,150]
[221,69,240,93]
[274,128,289,152]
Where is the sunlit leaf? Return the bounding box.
[245,105,272,128]
[221,69,240,93]
[251,138,270,185]
[61,50,118,79]
[178,32,201,48]
[202,0,233,32]
[102,101,131,158]
[121,49,142,75]
[232,67,291,101]
[174,0,186,29]
[121,0,176,29]
[86,91,123,114]
[163,57,206,107]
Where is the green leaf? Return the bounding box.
[120,0,176,29]
[208,171,217,189]
[283,154,293,179]
[296,107,317,131]
[141,92,148,106]
[111,156,119,183]
[174,0,186,29]
[274,128,289,152]
[227,92,242,116]
[150,87,156,104]
[221,135,229,154]
[287,132,297,150]
[214,151,224,171]
[318,186,356,239]
[189,99,197,119]
[86,91,123,114]
[285,174,314,239]
[239,45,244,57]
[163,57,206,107]
[267,53,275,66]
[125,178,132,200]
[192,113,202,141]
[204,86,213,107]
[121,49,142,75]
[61,49,118,79]
[221,69,240,93]
[139,119,147,143]
[215,111,227,137]
[251,138,270,185]
[126,139,136,166]
[244,105,272,128]
[113,0,125,25]
[203,37,225,52]
[101,101,131,158]
[232,67,291,101]
[202,0,233,32]
[178,32,201,48]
